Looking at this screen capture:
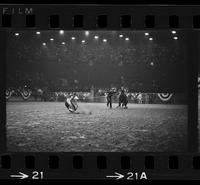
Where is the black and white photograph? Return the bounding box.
[6,30,188,152]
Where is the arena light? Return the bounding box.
[85,31,89,36]
[71,37,76,40]
[36,31,40,35]
[149,37,153,41]
[50,38,54,41]
[173,36,178,40]
[94,35,99,39]
[15,33,19,36]
[42,42,46,46]
[59,30,64,35]
[61,42,66,45]
[172,30,176,34]
[125,37,129,41]
[150,62,154,66]
[103,39,107,42]
[145,32,149,36]
[82,40,86,43]
[119,34,124,38]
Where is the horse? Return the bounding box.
[118,91,128,108]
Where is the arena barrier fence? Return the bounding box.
[6,89,187,104]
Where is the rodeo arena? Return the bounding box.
[6,30,188,152]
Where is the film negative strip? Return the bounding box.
[0,4,200,180]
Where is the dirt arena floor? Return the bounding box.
[6,102,187,152]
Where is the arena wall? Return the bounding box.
[6,92,187,104]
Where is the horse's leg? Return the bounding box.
[118,99,121,107]
[107,99,109,107]
[65,101,70,109]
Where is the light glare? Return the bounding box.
[103,39,107,42]
[85,31,89,36]
[59,30,64,35]
[172,30,176,34]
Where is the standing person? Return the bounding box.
[106,88,117,109]
[138,93,142,104]
[117,90,123,108]
[145,93,149,104]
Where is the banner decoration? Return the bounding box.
[131,93,139,99]
[20,89,32,100]
[157,93,173,101]
[6,89,15,100]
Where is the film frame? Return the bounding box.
[0,4,199,180]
